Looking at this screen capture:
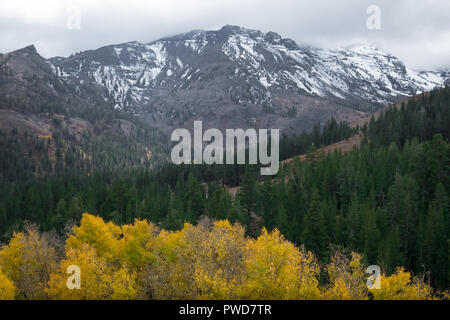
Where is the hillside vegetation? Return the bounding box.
[0,87,449,299]
[0,213,441,300]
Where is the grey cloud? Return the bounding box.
[0,0,449,69]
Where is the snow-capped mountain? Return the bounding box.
[50,25,448,116]
[2,25,447,172]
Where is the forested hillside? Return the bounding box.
[0,45,166,181]
[0,87,449,299]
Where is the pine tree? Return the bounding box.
[323,197,337,244]
[52,198,67,229]
[275,203,289,238]
[345,197,361,250]
[361,206,381,266]
[240,166,258,215]
[185,199,195,224]
[163,192,183,230]
[424,183,448,288]
[185,174,205,220]
[385,226,404,274]
[301,188,328,261]
[386,174,419,268]
[68,195,83,221]
[0,202,7,230]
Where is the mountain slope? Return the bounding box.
[0,45,164,180]
[0,45,109,118]
[49,25,449,135]
[1,25,449,179]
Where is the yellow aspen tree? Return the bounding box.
[46,244,113,300]
[119,219,159,268]
[240,228,321,300]
[110,266,138,300]
[370,268,434,300]
[66,213,121,263]
[0,232,24,285]
[140,224,198,299]
[194,220,247,299]
[0,228,59,299]
[0,267,15,300]
[47,243,139,300]
[47,215,141,300]
[324,252,368,300]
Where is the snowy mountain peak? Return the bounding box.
[221,24,245,32]
[49,25,449,116]
[343,43,385,52]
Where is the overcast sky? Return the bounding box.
[0,0,449,70]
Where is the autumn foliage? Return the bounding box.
[0,213,441,300]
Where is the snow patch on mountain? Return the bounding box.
[50,26,449,113]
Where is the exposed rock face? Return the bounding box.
[2,25,449,137]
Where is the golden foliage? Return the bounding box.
[240,228,320,300]
[66,213,122,262]
[0,267,16,300]
[370,268,434,300]
[194,220,247,299]
[0,228,59,299]
[324,252,368,300]
[46,244,138,300]
[139,224,198,299]
[0,213,444,300]
[119,219,158,268]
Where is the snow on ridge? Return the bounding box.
[52,27,449,113]
[114,47,123,56]
[176,58,183,68]
[84,42,171,105]
[145,42,167,67]
[179,32,209,54]
[222,34,265,69]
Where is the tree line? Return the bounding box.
[0,87,449,296]
[0,214,442,300]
